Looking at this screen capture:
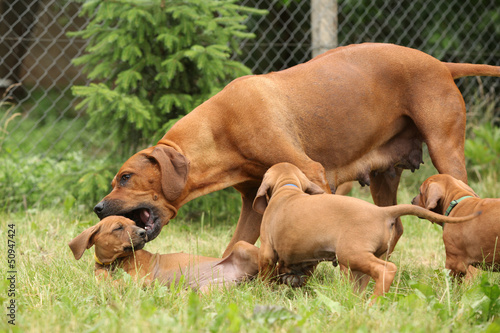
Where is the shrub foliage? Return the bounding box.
[71,0,264,150]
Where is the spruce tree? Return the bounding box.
[71,0,264,151]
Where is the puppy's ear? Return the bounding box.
[424,182,444,211]
[68,225,100,260]
[253,179,271,214]
[305,181,325,195]
[148,145,190,202]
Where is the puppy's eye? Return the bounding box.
[114,224,123,231]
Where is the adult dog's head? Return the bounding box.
[93,144,190,242]
[68,216,147,264]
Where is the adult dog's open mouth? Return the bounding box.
[123,208,163,241]
[125,208,154,231]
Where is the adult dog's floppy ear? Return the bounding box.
[148,145,190,202]
[253,179,271,215]
[68,225,101,260]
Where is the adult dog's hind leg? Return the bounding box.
[411,85,468,183]
[369,168,403,255]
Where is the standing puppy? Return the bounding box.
[412,174,499,279]
[69,216,259,292]
[253,163,479,301]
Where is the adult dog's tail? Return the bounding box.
[444,63,500,79]
[384,204,480,224]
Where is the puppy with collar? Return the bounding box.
[412,174,499,279]
[253,163,479,301]
[69,216,259,292]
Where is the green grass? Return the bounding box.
[2,168,499,332]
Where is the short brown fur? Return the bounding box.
[68,216,259,291]
[254,163,479,302]
[413,174,500,279]
[93,43,500,257]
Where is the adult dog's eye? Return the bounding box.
[120,174,131,186]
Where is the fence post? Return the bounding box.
[311,0,338,58]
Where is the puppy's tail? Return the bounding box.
[385,204,481,224]
[444,62,500,79]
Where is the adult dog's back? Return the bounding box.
[95,43,500,257]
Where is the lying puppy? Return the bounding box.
[68,216,259,292]
[412,174,499,279]
[253,163,479,301]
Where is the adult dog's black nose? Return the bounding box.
[94,201,105,217]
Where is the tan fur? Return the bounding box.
[93,43,500,257]
[68,216,259,291]
[254,163,478,302]
[412,174,500,279]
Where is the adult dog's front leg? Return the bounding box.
[223,188,262,257]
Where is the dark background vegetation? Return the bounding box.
[0,0,498,213]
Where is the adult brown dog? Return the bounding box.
[93,43,500,257]
[68,216,259,291]
[253,163,479,301]
[412,174,499,279]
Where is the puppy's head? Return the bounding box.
[412,174,478,214]
[68,216,147,265]
[253,163,324,214]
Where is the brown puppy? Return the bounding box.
[412,174,499,279]
[93,43,500,257]
[68,216,259,292]
[253,163,479,301]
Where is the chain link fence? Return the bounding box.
[1,0,499,210]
